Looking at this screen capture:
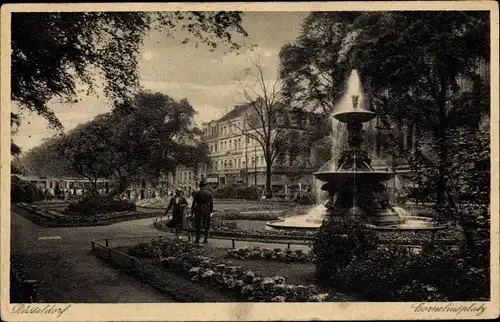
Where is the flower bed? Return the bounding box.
[32,199,69,205]
[154,219,316,241]
[129,239,204,258]
[225,247,314,263]
[14,203,161,227]
[128,240,330,302]
[210,199,291,205]
[66,196,136,215]
[136,197,169,209]
[213,211,282,221]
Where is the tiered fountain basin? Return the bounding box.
[265,209,446,233]
[314,171,393,185]
[266,69,448,241]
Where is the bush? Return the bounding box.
[213,184,262,200]
[313,215,378,283]
[332,244,489,301]
[213,211,281,221]
[11,178,45,203]
[225,247,314,263]
[65,196,136,215]
[142,239,331,302]
[294,193,315,205]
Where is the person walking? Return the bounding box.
[191,180,214,244]
[165,188,189,239]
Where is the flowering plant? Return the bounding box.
[225,247,314,262]
[151,240,329,302]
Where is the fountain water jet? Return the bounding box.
[266,70,445,233]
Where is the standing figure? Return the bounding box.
[191,181,214,244]
[165,188,188,239]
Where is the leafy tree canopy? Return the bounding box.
[20,91,209,195]
[280,11,490,129]
[11,11,248,132]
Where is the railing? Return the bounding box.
[91,236,170,271]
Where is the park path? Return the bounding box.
[10,207,311,303]
[10,211,175,303]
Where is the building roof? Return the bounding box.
[218,104,249,122]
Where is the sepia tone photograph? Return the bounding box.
[1,1,499,321]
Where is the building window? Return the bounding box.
[260,156,264,165]
[276,115,284,124]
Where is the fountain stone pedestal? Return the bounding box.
[266,70,445,234]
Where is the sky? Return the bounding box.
[13,11,309,152]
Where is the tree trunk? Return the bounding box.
[91,179,99,196]
[435,72,449,223]
[107,171,129,198]
[265,162,273,198]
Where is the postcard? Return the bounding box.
[1,1,499,321]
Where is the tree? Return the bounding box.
[233,58,291,197]
[279,12,363,114]
[105,91,210,195]
[19,136,79,178]
[347,11,490,219]
[11,11,248,150]
[280,11,490,219]
[17,91,210,196]
[57,115,115,195]
[274,114,329,190]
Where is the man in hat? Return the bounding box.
[191,180,214,244]
[165,188,189,239]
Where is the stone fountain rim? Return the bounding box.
[366,224,447,231]
[266,216,447,231]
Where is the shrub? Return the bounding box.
[237,186,262,200]
[332,243,489,301]
[213,184,262,200]
[129,239,204,258]
[294,193,315,205]
[11,179,45,203]
[213,184,239,199]
[65,196,136,215]
[225,247,314,263]
[213,211,281,221]
[313,215,378,283]
[147,240,331,302]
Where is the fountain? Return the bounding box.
[266,70,445,233]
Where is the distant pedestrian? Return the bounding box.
[191,180,214,244]
[165,188,189,239]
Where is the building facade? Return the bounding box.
[193,103,318,194]
[13,175,110,195]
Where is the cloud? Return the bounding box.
[13,12,306,152]
[209,46,279,78]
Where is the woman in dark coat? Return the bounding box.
[165,188,189,239]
